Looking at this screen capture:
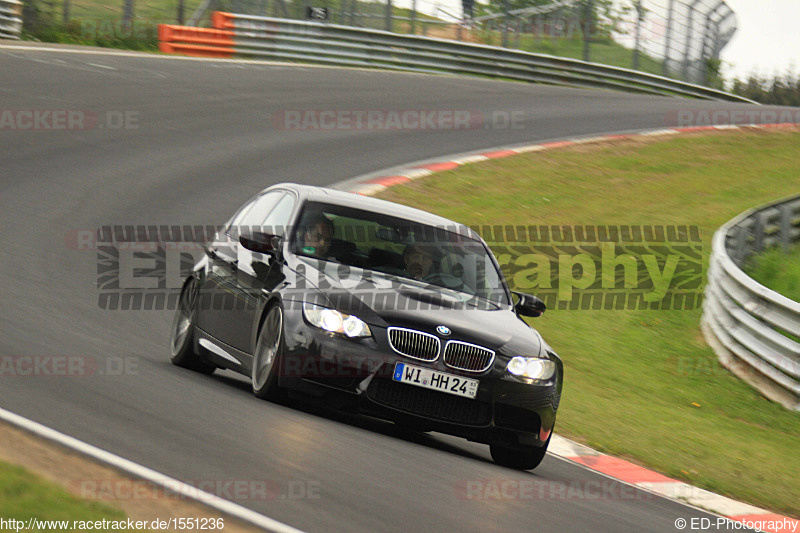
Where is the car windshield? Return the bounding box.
[292,201,510,305]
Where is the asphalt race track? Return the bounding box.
[0,44,783,532]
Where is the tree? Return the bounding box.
[731,73,800,106]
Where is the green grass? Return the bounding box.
[0,460,135,528]
[24,0,449,48]
[377,129,800,518]
[26,22,160,50]
[23,0,193,49]
[35,0,204,25]
[745,245,800,303]
[479,32,664,75]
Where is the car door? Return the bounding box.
[195,191,285,350]
[229,191,298,351]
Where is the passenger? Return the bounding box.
[403,243,438,280]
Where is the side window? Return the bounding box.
[213,191,284,262]
[237,193,296,276]
[234,192,284,231]
[261,194,296,236]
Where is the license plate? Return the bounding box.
[392,362,478,400]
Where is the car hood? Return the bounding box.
[290,258,544,355]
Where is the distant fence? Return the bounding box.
[17,0,737,88]
[634,0,737,84]
[0,0,22,38]
[186,0,737,86]
[158,12,752,102]
[702,195,800,411]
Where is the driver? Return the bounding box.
[299,213,334,259]
[403,243,437,280]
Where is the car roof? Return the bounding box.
[263,183,482,240]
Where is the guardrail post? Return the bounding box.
[632,0,643,71]
[753,211,768,254]
[780,204,793,252]
[731,225,747,266]
[501,0,509,48]
[385,0,392,32]
[122,0,134,26]
[582,0,592,63]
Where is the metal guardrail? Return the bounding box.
[0,0,22,39]
[185,0,736,86]
[702,194,800,411]
[158,12,753,103]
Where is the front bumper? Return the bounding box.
[280,303,560,448]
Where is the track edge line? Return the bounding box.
[0,406,307,533]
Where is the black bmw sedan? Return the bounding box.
[170,183,563,470]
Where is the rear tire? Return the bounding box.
[490,434,551,470]
[252,303,286,401]
[170,278,216,375]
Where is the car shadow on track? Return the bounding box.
[203,368,491,466]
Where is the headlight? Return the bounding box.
[302,303,372,338]
[506,356,556,381]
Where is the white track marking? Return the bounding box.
[86,62,117,70]
[0,406,307,533]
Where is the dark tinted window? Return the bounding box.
[292,201,509,304]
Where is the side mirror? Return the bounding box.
[239,231,281,255]
[512,291,546,317]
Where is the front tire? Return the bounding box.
[170,278,216,375]
[251,303,286,401]
[490,434,551,470]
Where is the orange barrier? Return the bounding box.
[211,11,235,30]
[158,24,235,58]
